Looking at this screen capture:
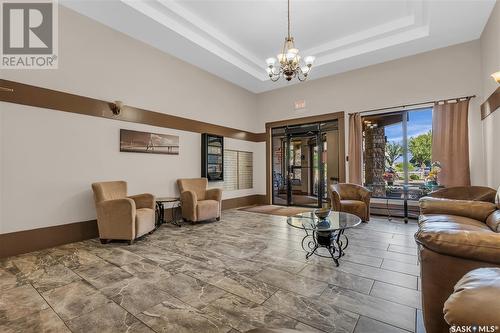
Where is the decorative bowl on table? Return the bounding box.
[314,208,331,220]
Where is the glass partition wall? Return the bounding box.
[362,107,433,218]
[271,121,340,208]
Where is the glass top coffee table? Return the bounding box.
[287,211,361,266]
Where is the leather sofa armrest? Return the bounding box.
[206,188,222,202]
[443,268,500,326]
[486,210,500,232]
[419,197,496,222]
[128,193,155,210]
[415,225,500,265]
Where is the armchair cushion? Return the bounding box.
[415,217,500,265]
[197,200,219,221]
[419,197,496,222]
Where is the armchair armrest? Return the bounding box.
[128,193,155,210]
[359,187,372,204]
[419,197,496,222]
[415,225,500,265]
[180,190,197,221]
[330,186,341,211]
[96,198,136,239]
[206,188,222,202]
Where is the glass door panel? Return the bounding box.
[271,120,339,208]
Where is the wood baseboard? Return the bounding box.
[221,194,267,210]
[0,194,267,258]
[0,220,98,259]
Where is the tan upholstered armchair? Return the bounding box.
[330,183,371,222]
[177,178,222,222]
[91,181,155,244]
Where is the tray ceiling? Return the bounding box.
[62,0,496,93]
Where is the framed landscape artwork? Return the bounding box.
[120,129,179,155]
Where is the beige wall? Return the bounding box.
[480,1,500,189]
[256,41,485,186]
[0,6,265,234]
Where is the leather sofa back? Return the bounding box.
[428,186,497,203]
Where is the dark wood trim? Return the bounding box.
[221,194,267,210]
[0,79,266,142]
[265,112,346,204]
[481,86,500,120]
[0,194,266,258]
[265,111,345,129]
[0,220,99,259]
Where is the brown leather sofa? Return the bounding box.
[177,178,222,222]
[91,181,155,244]
[415,186,500,333]
[330,183,371,222]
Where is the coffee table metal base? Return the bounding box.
[301,229,349,267]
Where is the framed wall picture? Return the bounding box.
[120,129,179,155]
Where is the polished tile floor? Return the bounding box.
[0,210,422,333]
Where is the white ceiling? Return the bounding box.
[62,0,496,93]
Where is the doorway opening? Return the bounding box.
[271,120,340,208]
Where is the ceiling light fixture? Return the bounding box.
[265,0,315,82]
[492,71,500,84]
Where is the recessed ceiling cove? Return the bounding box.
[62,0,495,93]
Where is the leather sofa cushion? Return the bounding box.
[135,208,155,238]
[486,210,500,232]
[197,200,219,221]
[443,267,500,326]
[419,197,497,222]
[416,215,500,265]
[418,214,490,229]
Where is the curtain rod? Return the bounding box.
[357,95,476,115]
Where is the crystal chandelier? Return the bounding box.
[265,0,315,82]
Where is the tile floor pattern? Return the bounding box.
[0,210,422,333]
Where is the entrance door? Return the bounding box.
[284,125,323,208]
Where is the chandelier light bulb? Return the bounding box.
[266,57,276,67]
[492,71,500,83]
[304,56,316,66]
[301,66,309,74]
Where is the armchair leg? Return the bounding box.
[100,239,110,244]
[128,240,134,245]
[216,217,221,221]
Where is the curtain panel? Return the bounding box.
[432,100,471,187]
[348,113,363,185]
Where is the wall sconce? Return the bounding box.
[110,100,123,115]
[492,71,500,84]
